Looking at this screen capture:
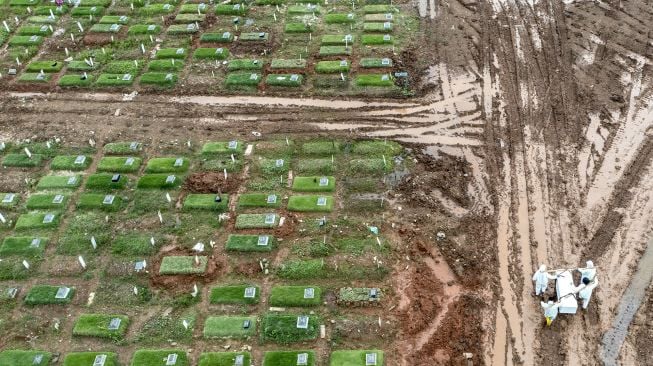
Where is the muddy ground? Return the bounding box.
[2,0,653,363]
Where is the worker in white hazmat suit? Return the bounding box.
[578,260,596,282]
[578,276,599,310]
[541,300,561,326]
[532,264,557,296]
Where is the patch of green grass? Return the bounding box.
[34,5,69,15]
[352,140,402,155]
[363,22,393,32]
[128,24,161,34]
[67,60,98,71]
[360,57,393,68]
[159,256,208,274]
[200,157,243,172]
[318,46,351,56]
[96,73,135,87]
[363,4,396,13]
[71,6,105,16]
[200,31,234,43]
[284,22,312,33]
[137,174,183,189]
[2,153,44,167]
[72,314,129,339]
[167,23,200,34]
[17,25,52,36]
[180,3,208,13]
[225,234,274,252]
[182,194,228,211]
[0,260,32,280]
[57,212,110,255]
[18,72,51,83]
[50,155,91,170]
[365,12,394,21]
[225,72,261,87]
[287,4,320,13]
[97,156,142,173]
[79,0,110,6]
[0,351,52,366]
[235,213,279,229]
[265,74,303,87]
[148,59,185,71]
[237,193,281,208]
[58,74,94,87]
[348,158,391,173]
[0,193,20,208]
[203,316,257,339]
[355,74,394,87]
[258,158,290,175]
[276,259,326,279]
[324,13,355,23]
[199,352,252,366]
[209,285,260,305]
[85,173,128,190]
[8,35,43,46]
[131,350,189,366]
[112,234,161,256]
[99,15,130,24]
[296,159,334,174]
[194,47,229,59]
[133,190,175,212]
[240,32,269,41]
[139,3,175,15]
[0,236,47,257]
[77,193,123,211]
[105,60,143,74]
[261,313,319,344]
[263,351,315,366]
[141,72,178,86]
[329,350,384,366]
[292,176,335,192]
[302,140,340,155]
[201,141,244,155]
[145,157,190,173]
[362,34,393,44]
[15,212,60,230]
[215,3,247,15]
[63,352,119,366]
[24,285,75,305]
[321,34,354,45]
[287,195,333,212]
[90,23,122,33]
[270,59,306,69]
[227,59,263,71]
[135,311,195,345]
[25,193,69,210]
[315,60,349,73]
[103,141,142,155]
[269,286,321,307]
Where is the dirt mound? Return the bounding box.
[231,260,263,277]
[182,171,242,193]
[149,246,226,293]
[407,294,485,366]
[397,265,445,335]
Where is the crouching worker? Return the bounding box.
[578,276,599,310]
[541,300,561,326]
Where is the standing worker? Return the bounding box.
[532,264,556,296]
[578,260,596,282]
[541,300,561,326]
[578,276,599,310]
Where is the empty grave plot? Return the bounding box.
[0,350,52,365]
[226,234,274,252]
[137,174,183,189]
[352,140,403,155]
[209,285,260,305]
[295,159,334,174]
[337,287,382,306]
[85,173,128,190]
[203,316,257,339]
[287,195,333,212]
[292,176,336,192]
[237,193,282,209]
[258,158,290,175]
[25,193,69,210]
[261,313,319,344]
[348,158,392,174]
[159,256,208,275]
[97,156,142,172]
[269,286,322,307]
[73,314,129,339]
[263,351,316,366]
[50,155,92,170]
[148,60,185,72]
[111,234,160,256]
[76,193,123,211]
[103,142,143,155]
[2,153,44,167]
[0,236,47,257]
[24,285,75,305]
[15,212,60,230]
[145,157,190,173]
[235,213,279,229]
[63,352,119,366]
[302,141,341,155]
[131,350,189,366]
[198,352,252,366]
[329,350,384,366]
[182,194,229,211]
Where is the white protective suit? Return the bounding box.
[541,301,561,325]
[578,260,597,282]
[578,276,599,309]
[533,265,557,296]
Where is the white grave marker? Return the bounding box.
[22,260,30,270]
[103,195,115,205]
[266,194,277,204]
[43,213,55,224]
[316,197,327,206]
[166,193,172,202]
[108,317,121,330]
[303,287,315,299]
[33,354,44,365]
[165,354,178,366]
[78,255,86,269]
[30,238,41,248]
[150,237,155,246]
[67,176,78,185]
[125,157,135,166]
[365,353,377,366]
[93,354,107,366]
[234,355,244,366]
[244,287,256,298]
[297,353,308,366]
[257,235,269,246]
[2,193,15,204]
[52,194,64,204]
[24,147,32,158]
[173,157,184,167]
[296,315,309,329]
[0,213,5,224]
[319,177,329,186]
[91,236,97,250]
[55,286,70,299]
[166,175,176,184]
[182,319,189,330]
[264,214,276,225]
[191,284,198,297]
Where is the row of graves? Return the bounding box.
[0,0,415,93]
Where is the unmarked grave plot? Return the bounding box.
[287,195,333,212]
[131,350,189,366]
[302,141,340,155]
[0,350,52,366]
[258,158,290,175]
[97,156,142,172]
[62,352,119,366]
[348,159,392,174]
[263,351,316,366]
[2,153,45,167]
[0,236,47,257]
[182,194,229,211]
[73,314,129,339]
[226,234,274,252]
[203,316,257,339]
[24,285,75,305]
[261,313,319,344]
[329,350,384,366]
[198,352,252,366]
[237,193,282,209]
[269,286,322,307]
[295,159,334,174]
[292,176,335,192]
[352,140,402,155]
[235,213,279,229]
[209,285,260,304]
[111,234,162,256]
[159,256,208,275]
